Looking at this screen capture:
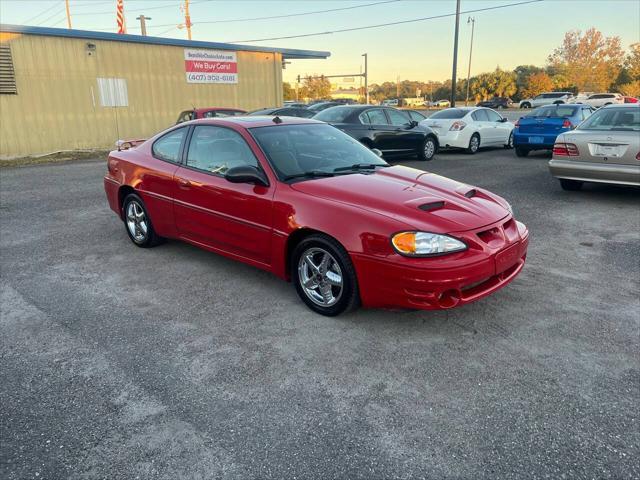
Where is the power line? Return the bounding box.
[229,0,544,43]
[21,0,63,25]
[35,6,67,26]
[150,0,400,27]
[80,0,399,32]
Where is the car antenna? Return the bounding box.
[272,116,283,124]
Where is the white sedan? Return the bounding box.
[420,107,514,154]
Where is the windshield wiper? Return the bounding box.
[333,163,390,172]
[283,170,335,181]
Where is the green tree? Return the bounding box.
[282,82,295,101]
[548,28,625,91]
[514,65,543,100]
[469,68,516,101]
[299,75,331,100]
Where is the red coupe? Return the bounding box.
[104,116,529,316]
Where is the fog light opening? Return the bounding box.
[438,289,460,308]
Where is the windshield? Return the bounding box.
[527,105,579,118]
[430,109,467,119]
[578,107,639,131]
[250,124,387,180]
[313,107,355,123]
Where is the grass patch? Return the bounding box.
[0,150,110,168]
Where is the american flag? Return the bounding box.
[116,0,126,34]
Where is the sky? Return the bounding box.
[1,0,639,86]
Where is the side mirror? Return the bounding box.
[225,165,269,187]
[371,148,383,157]
[408,120,419,128]
[500,117,508,122]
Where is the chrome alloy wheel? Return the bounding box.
[508,131,514,148]
[126,201,148,243]
[469,135,480,152]
[424,139,436,159]
[297,247,343,307]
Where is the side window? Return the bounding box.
[152,128,187,163]
[186,126,258,175]
[176,111,194,123]
[365,109,389,125]
[485,109,502,122]
[472,109,489,121]
[386,109,411,126]
[409,111,426,121]
[202,110,217,118]
[358,112,371,124]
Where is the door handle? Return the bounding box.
[177,178,192,189]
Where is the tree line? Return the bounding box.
[284,28,639,103]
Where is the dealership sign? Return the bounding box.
[184,49,238,84]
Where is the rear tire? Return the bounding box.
[504,131,514,149]
[418,136,437,161]
[559,179,583,191]
[515,147,529,157]
[521,102,531,109]
[291,234,360,316]
[122,193,163,248]
[466,133,480,154]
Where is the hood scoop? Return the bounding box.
[464,188,477,198]
[418,201,445,212]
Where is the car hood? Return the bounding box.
[290,165,510,233]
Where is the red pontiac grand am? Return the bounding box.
[104,116,528,316]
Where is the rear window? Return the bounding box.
[527,105,578,118]
[430,108,467,119]
[313,107,355,123]
[578,108,640,131]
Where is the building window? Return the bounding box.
[97,77,128,107]
[0,43,17,95]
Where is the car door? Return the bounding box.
[485,108,510,144]
[361,108,398,152]
[532,94,546,107]
[470,109,492,143]
[173,125,274,266]
[384,108,423,152]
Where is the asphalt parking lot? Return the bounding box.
[1,146,639,479]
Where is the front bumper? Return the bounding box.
[549,159,640,186]
[352,218,529,310]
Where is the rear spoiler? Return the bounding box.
[116,138,146,151]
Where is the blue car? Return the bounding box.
[513,104,594,157]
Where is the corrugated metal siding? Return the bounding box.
[0,33,283,158]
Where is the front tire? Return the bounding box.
[291,234,360,316]
[418,136,437,161]
[515,147,529,157]
[466,133,480,154]
[559,179,583,191]
[122,193,163,248]
[521,102,531,109]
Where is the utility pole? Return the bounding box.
[465,17,475,106]
[396,75,400,99]
[184,0,192,40]
[65,0,72,29]
[362,53,368,104]
[136,15,151,36]
[450,0,461,107]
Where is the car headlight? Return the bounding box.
[391,232,467,257]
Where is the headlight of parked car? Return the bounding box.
[391,232,467,257]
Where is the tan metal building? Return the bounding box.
[0,24,329,158]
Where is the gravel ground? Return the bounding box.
[1,147,639,479]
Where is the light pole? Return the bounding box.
[450,0,461,107]
[465,16,475,106]
[362,53,369,104]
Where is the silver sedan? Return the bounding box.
[548,104,640,190]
